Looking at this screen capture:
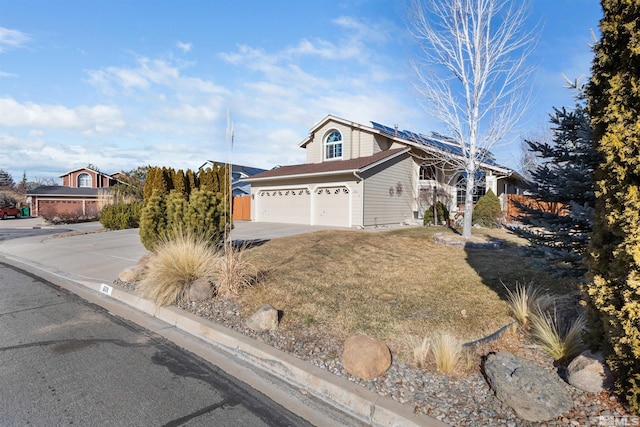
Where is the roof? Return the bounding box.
[298,115,507,172]
[198,161,267,177]
[243,148,409,181]
[27,186,109,196]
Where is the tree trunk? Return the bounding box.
[462,171,475,238]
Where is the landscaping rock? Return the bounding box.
[118,264,145,283]
[245,304,279,331]
[137,253,152,266]
[567,350,612,393]
[484,351,573,422]
[342,335,391,380]
[186,277,215,302]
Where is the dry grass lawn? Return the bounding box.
[237,226,578,361]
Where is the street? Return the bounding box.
[0,262,313,427]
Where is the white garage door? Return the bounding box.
[256,188,310,224]
[314,186,350,227]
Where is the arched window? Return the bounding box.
[456,172,486,205]
[78,173,91,188]
[419,165,436,180]
[325,130,343,160]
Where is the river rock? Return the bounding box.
[246,304,279,331]
[567,350,612,393]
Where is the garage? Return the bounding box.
[255,188,310,224]
[313,186,350,227]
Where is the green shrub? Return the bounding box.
[99,201,142,230]
[139,191,168,251]
[139,188,229,251]
[472,189,502,227]
[423,201,449,225]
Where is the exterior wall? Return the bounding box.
[61,169,112,188]
[361,154,414,226]
[305,120,399,165]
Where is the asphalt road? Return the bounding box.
[0,262,313,427]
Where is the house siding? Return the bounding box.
[361,154,414,226]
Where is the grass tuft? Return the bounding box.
[411,335,431,368]
[431,332,462,374]
[503,281,555,326]
[137,229,218,306]
[529,308,586,362]
[216,243,256,297]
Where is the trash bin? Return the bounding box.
[20,207,30,217]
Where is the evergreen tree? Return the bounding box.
[471,189,502,227]
[510,91,598,277]
[172,169,188,199]
[0,169,15,189]
[586,0,640,414]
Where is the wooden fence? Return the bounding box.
[232,195,251,221]
[506,194,567,223]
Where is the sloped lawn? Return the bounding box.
[237,226,578,360]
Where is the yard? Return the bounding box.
[234,226,579,362]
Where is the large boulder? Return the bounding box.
[484,351,573,422]
[245,305,279,331]
[185,277,215,302]
[567,350,612,393]
[342,335,391,380]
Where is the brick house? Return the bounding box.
[27,167,121,217]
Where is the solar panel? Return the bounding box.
[370,121,503,167]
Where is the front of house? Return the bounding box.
[244,115,524,228]
[27,167,120,217]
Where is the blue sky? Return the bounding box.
[1,0,601,182]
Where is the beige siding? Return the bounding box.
[362,154,414,226]
[306,122,353,163]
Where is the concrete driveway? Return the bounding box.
[230,221,350,242]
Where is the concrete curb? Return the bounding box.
[2,255,447,427]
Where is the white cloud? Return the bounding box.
[0,27,31,53]
[177,41,192,53]
[0,97,125,133]
[0,71,18,78]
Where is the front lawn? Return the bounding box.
[237,226,579,360]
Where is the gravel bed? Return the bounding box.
[115,279,631,426]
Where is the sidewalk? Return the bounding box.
[0,220,445,427]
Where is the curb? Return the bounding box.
[1,254,447,427]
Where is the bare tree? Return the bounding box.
[410,0,536,238]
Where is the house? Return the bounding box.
[197,161,267,196]
[27,166,122,217]
[243,115,524,228]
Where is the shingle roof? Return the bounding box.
[27,186,107,196]
[245,148,408,180]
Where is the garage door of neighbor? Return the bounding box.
[314,186,350,227]
[256,188,310,224]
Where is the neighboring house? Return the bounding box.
[27,166,121,217]
[197,161,267,196]
[243,115,525,228]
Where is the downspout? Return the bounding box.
[353,171,364,228]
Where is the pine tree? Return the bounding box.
[586,0,640,414]
[471,189,502,227]
[510,92,598,277]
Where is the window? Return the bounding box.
[77,173,91,188]
[325,130,342,160]
[419,165,436,180]
[456,172,486,205]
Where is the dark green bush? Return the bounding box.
[472,189,503,227]
[99,201,142,230]
[423,201,449,225]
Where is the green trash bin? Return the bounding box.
[20,207,30,217]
